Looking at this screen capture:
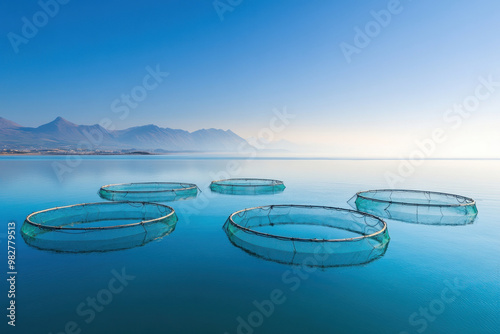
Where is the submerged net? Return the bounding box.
[21,202,177,253]
[223,205,390,267]
[210,178,285,195]
[99,182,199,202]
[349,189,478,225]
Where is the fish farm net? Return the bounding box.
[99,182,199,202]
[21,202,177,253]
[223,205,389,267]
[210,178,285,195]
[349,189,478,225]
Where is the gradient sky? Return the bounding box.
[1,0,499,157]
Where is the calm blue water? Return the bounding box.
[1,157,499,334]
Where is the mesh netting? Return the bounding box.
[21,202,177,253]
[223,205,390,267]
[99,182,199,202]
[210,178,285,195]
[348,189,478,225]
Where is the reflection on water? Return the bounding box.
[22,223,177,253]
[225,232,389,268]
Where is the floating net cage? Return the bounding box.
[210,178,285,195]
[99,182,200,202]
[223,205,390,268]
[348,189,478,225]
[21,202,178,253]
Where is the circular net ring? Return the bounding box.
[99,182,200,202]
[21,202,177,253]
[348,189,478,225]
[223,204,390,267]
[210,178,285,195]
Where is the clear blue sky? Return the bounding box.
[1,0,499,157]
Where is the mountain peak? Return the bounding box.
[142,124,160,129]
[44,117,75,126]
[35,117,78,133]
[51,116,74,125]
[195,128,222,133]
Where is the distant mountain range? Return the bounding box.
[0,117,253,152]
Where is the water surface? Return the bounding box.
[1,157,499,334]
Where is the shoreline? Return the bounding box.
[1,152,499,160]
[0,151,155,156]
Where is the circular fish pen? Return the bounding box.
[223,205,389,267]
[99,182,199,202]
[210,178,285,195]
[21,202,178,253]
[349,189,478,225]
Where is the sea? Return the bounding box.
[1,156,498,334]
